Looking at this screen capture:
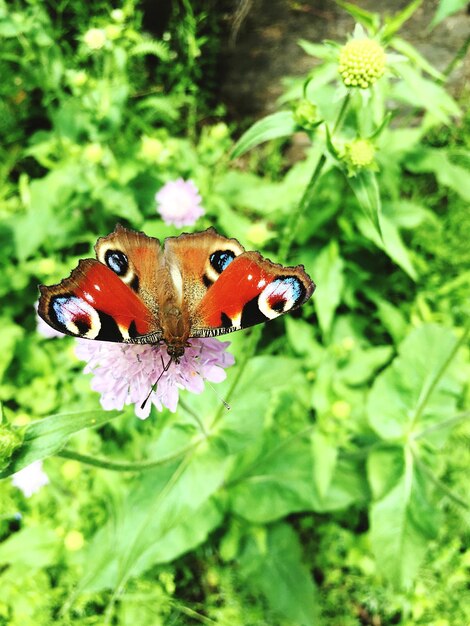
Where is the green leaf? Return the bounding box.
[77,439,228,594]
[0,321,23,382]
[367,324,463,441]
[390,37,445,81]
[0,409,123,477]
[405,148,470,202]
[298,39,337,59]
[368,448,439,588]
[311,240,345,338]
[336,1,380,31]
[239,523,320,625]
[372,297,408,343]
[340,345,394,386]
[231,111,297,159]
[310,430,338,498]
[393,64,461,123]
[348,170,383,240]
[382,0,423,41]
[431,0,468,27]
[129,38,171,61]
[356,213,417,280]
[0,525,59,569]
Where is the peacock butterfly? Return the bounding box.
[38,225,315,361]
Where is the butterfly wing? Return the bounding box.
[163,227,245,314]
[38,259,161,342]
[94,224,163,318]
[189,251,315,337]
[39,224,165,343]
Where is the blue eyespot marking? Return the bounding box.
[105,249,129,276]
[210,250,235,274]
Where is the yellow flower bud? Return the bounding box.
[64,530,85,551]
[342,138,377,176]
[83,28,107,51]
[83,143,105,164]
[246,223,272,247]
[293,99,319,131]
[339,39,385,89]
[61,460,81,480]
[331,400,351,420]
[140,136,164,161]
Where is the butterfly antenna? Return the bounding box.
[205,380,231,411]
[140,355,172,411]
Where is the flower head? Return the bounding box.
[342,138,377,176]
[156,178,205,227]
[339,38,385,89]
[83,28,107,50]
[75,338,234,419]
[12,460,49,497]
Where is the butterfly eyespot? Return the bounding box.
[105,249,129,276]
[50,295,101,338]
[210,250,236,274]
[258,276,305,320]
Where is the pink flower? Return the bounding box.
[75,338,235,419]
[34,301,65,339]
[156,178,205,227]
[12,460,49,497]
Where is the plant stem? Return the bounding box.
[56,439,204,472]
[279,92,351,262]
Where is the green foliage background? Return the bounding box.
[0,0,469,624]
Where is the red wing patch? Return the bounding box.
[38,259,154,341]
[191,252,314,335]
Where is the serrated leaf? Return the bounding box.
[0,409,122,477]
[367,324,463,441]
[239,523,320,625]
[231,111,296,159]
[129,39,171,61]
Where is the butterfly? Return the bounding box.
[38,224,315,361]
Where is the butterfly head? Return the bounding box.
[166,341,186,363]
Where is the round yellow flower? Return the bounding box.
[331,400,351,420]
[339,38,385,89]
[64,530,85,551]
[83,28,107,50]
[83,143,105,164]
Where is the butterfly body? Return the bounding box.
[38,225,315,359]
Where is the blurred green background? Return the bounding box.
[0,1,469,624]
